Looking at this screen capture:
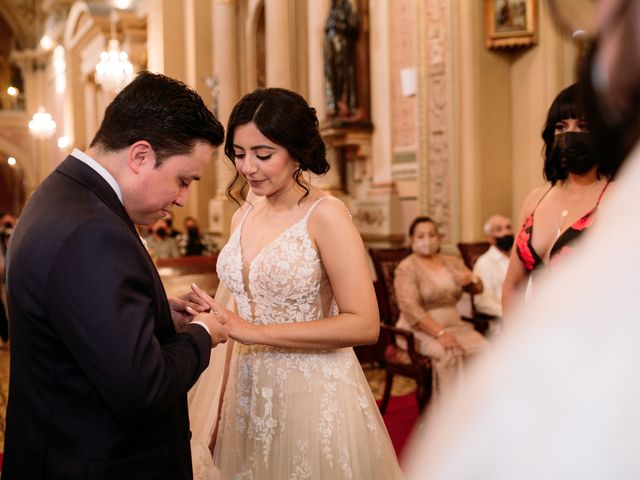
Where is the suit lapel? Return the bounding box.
[56,155,176,339]
[56,156,139,237]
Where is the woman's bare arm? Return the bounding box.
[194,198,379,350]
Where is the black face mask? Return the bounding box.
[551,132,597,175]
[187,227,200,238]
[495,234,514,252]
[156,228,167,238]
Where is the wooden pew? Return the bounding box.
[156,256,219,298]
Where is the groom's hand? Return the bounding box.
[169,291,211,331]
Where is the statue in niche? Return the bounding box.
[324,0,359,120]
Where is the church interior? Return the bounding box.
[0,0,588,474]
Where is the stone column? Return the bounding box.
[13,49,54,192]
[346,0,402,247]
[209,0,241,241]
[182,0,215,225]
[143,0,187,79]
[265,0,293,88]
[307,0,330,120]
[369,0,392,184]
[307,0,342,195]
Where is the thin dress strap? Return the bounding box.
[303,196,331,221]
[531,184,554,214]
[548,179,612,262]
[594,179,611,207]
[232,203,254,236]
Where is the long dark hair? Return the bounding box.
[224,88,329,204]
[542,84,586,184]
[541,83,616,183]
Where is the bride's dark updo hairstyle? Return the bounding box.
[224,88,330,204]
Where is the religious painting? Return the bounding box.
[485,0,537,49]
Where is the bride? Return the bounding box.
[188,87,403,479]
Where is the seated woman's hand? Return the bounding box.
[437,331,462,354]
[191,283,258,345]
[451,268,474,286]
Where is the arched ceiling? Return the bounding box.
[0,0,39,50]
[0,1,102,53]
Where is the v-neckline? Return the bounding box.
[238,206,307,282]
[528,209,591,265]
[233,196,329,305]
[527,180,610,265]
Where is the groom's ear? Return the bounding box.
[127,141,156,174]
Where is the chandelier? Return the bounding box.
[28,107,56,139]
[95,11,134,93]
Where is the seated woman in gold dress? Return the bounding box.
[394,216,488,396]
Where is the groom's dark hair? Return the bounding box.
[90,71,224,166]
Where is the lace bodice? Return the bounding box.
[211,196,402,479]
[217,197,337,326]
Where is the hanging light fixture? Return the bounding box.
[95,10,135,93]
[28,107,57,139]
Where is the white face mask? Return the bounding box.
[412,238,438,257]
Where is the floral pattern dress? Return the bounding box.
[515,181,611,271]
[212,197,403,479]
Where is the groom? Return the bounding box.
[2,72,228,479]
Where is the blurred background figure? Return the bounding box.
[0,254,7,348]
[145,218,179,259]
[0,212,15,348]
[394,216,487,398]
[472,214,513,322]
[0,213,16,254]
[177,216,216,256]
[164,210,182,239]
[406,1,640,479]
[502,83,613,311]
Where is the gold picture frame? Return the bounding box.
[485,0,537,49]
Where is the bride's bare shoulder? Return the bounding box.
[306,194,353,237]
[230,201,253,231]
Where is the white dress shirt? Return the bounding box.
[472,245,509,317]
[72,148,123,203]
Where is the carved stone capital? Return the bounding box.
[11,48,53,72]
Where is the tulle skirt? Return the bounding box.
[211,345,404,479]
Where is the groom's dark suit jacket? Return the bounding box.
[2,156,211,479]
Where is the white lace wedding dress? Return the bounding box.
[210,196,403,479]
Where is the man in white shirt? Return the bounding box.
[472,214,513,318]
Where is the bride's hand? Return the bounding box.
[190,283,259,345]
